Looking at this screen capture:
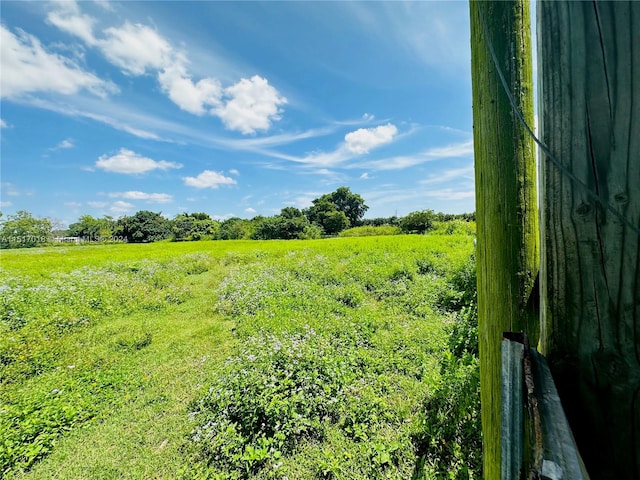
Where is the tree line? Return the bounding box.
[0,187,475,249]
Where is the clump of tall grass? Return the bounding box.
[338,225,402,237]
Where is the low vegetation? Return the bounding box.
[0,233,480,479]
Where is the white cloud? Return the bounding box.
[50,138,75,151]
[64,201,83,208]
[95,148,182,174]
[245,207,257,214]
[0,25,117,99]
[158,62,222,115]
[282,124,400,168]
[108,191,172,203]
[109,200,134,214]
[0,201,13,208]
[360,172,370,179]
[229,169,240,176]
[102,25,224,116]
[0,119,9,128]
[212,213,235,221]
[46,0,97,45]
[345,123,398,154]
[215,75,287,134]
[88,201,108,208]
[43,3,286,133]
[100,22,173,75]
[183,170,237,189]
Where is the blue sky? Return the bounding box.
[1,0,476,226]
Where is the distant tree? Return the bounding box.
[252,208,317,240]
[172,213,219,241]
[322,210,350,235]
[117,211,172,243]
[400,210,436,234]
[0,210,52,248]
[216,218,254,240]
[305,199,350,235]
[361,216,400,227]
[309,187,368,228]
[68,215,115,241]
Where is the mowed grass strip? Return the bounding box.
[0,235,480,479]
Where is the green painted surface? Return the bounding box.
[469,1,538,478]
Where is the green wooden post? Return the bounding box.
[537,2,640,478]
[469,1,538,478]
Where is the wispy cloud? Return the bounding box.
[49,138,75,151]
[364,186,475,214]
[46,0,97,46]
[345,2,471,73]
[1,182,32,197]
[355,139,473,171]
[109,200,134,214]
[95,148,182,174]
[20,96,163,140]
[272,123,401,168]
[419,164,474,185]
[108,191,173,203]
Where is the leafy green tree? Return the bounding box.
[0,210,52,248]
[172,213,219,241]
[361,216,400,227]
[322,187,369,226]
[68,215,115,241]
[117,211,172,243]
[252,208,317,240]
[216,218,254,240]
[400,210,436,234]
[322,210,350,235]
[305,199,350,235]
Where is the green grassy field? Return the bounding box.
[0,235,481,479]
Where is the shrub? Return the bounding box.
[431,220,476,236]
[338,225,402,237]
[414,353,482,479]
[188,329,355,477]
[399,210,436,234]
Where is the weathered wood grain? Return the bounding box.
[538,1,640,478]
